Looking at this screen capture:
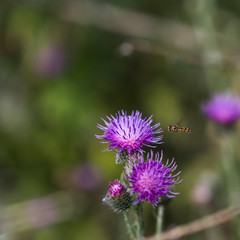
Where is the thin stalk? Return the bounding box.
[220,132,240,238]
[123,211,135,240]
[156,205,164,236]
[135,203,144,240]
[221,133,240,204]
[186,0,226,91]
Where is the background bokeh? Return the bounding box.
[1,0,240,239]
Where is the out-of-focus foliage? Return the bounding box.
[0,0,240,239]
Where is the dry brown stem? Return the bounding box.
[146,205,240,240]
[57,1,240,69]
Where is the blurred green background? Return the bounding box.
[1,0,240,239]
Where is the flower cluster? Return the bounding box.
[96,110,182,209]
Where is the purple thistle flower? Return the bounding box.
[109,180,125,197]
[126,151,182,207]
[96,110,163,154]
[201,93,240,125]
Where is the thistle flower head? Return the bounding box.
[103,180,133,213]
[126,151,182,207]
[96,110,163,154]
[201,93,240,125]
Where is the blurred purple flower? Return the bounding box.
[125,151,182,207]
[26,198,58,228]
[70,163,102,191]
[34,46,66,78]
[201,93,240,125]
[192,182,212,206]
[191,171,219,206]
[96,110,163,154]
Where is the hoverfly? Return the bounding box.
[168,124,191,133]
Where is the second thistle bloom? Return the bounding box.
[201,93,240,125]
[126,151,182,207]
[96,110,163,154]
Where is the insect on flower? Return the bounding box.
[168,124,191,133]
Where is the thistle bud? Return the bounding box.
[102,180,133,213]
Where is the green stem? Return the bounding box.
[156,205,164,236]
[221,133,240,204]
[220,132,240,238]
[187,0,226,91]
[135,203,144,240]
[123,211,135,240]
